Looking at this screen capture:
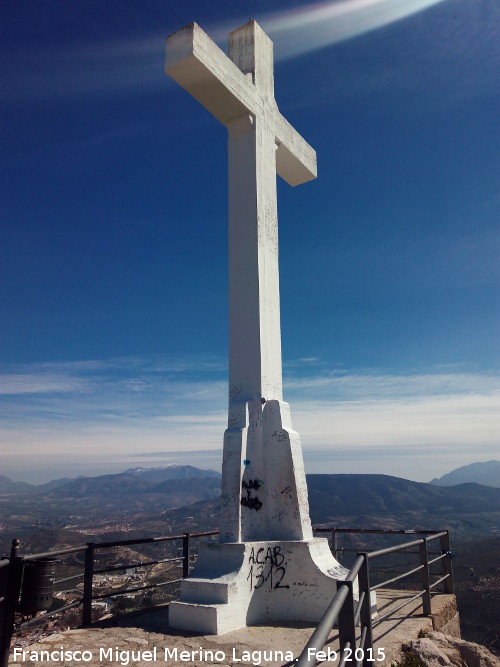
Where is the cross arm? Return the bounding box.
[165,22,317,187]
[275,114,317,186]
[165,23,260,126]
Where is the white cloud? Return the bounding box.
[285,370,500,399]
[293,393,499,447]
[1,355,498,483]
[0,373,93,395]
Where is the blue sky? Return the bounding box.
[1,0,498,484]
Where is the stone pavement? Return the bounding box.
[9,591,458,667]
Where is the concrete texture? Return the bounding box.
[10,591,459,666]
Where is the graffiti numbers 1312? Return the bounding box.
[247,546,289,592]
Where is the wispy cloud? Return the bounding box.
[1,355,498,483]
[4,0,454,105]
[285,370,500,399]
[293,393,499,447]
[0,373,91,395]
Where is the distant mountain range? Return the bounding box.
[307,474,500,532]
[1,465,499,549]
[160,473,500,536]
[0,464,221,496]
[42,464,221,499]
[430,460,500,488]
[5,460,499,495]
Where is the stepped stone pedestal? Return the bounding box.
[170,540,350,634]
[165,20,376,634]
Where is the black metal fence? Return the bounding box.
[297,529,454,667]
[0,530,217,667]
[0,528,454,667]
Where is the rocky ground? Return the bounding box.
[408,632,500,667]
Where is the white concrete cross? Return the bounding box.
[166,21,316,544]
[165,20,366,635]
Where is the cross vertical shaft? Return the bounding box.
[223,23,309,543]
[227,24,282,406]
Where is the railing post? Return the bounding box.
[338,581,356,662]
[331,528,338,559]
[419,539,432,616]
[182,533,191,579]
[439,532,454,594]
[81,543,94,627]
[357,553,374,667]
[0,540,24,667]
[9,541,19,560]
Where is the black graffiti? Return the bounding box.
[248,546,284,567]
[241,478,263,511]
[247,546,289,591]
[242,479,262,490]
[241,494,263,511]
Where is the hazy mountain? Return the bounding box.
[430,461,500,488]
[0,465,221,498]
[307,474,500,528]
[34,465,221,498]
[35,477,80,492]
[0,475,33,494]
[123,464,220,483]
[0,475,80,495]
[45,473,159,498]
[147,477,221,505]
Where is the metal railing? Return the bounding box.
[297,530,454,667]
[0,530,217,667]
[81,531,217,625]
[0,527,454,667]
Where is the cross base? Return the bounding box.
[169,538,376,634]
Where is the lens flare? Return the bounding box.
[242,0,448,59]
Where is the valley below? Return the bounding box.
[1,466,498,654]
